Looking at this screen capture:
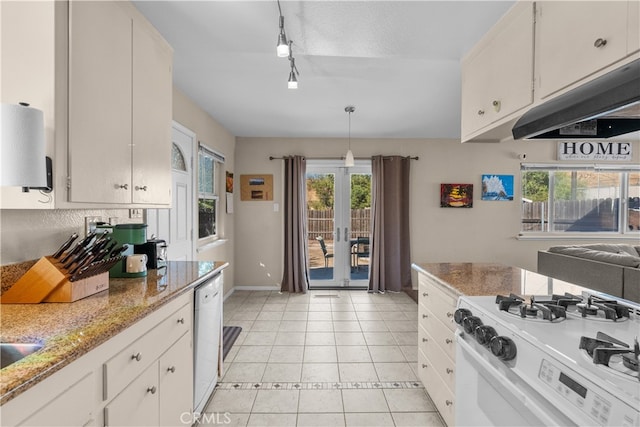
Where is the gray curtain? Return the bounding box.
[368,155,411,293]
[281,155,309,293]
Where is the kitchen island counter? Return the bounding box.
[411,262,590,298]
[0,260,227,405]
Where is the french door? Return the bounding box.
[306,160,371,288]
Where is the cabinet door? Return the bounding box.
[18,373,95,426]
[461,1,534,140]
[105,361,160,427]
[537,1,629,99]
[132,18,173,205]
[68,0,132,204]
[159,333,193,426]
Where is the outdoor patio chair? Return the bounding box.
[352,236,369,270]
[316,236,333,268]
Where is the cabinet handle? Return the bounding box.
[445,400,453,406]
[422,292,428,297]
[422,338,428,343]
[177,318,185,324]
[477,109,485,116]
[594,38,607,48]
[422,314,428,319]
[135,185,148,191]
[446,368,454,374]
[422,364,428,369]
[446,312,453,318]
[167,366,176,373]
[492,100,501,112]
[446,338,453,344]
[119,184,128,190]
[147,386,157,394]
[131,352,142,362]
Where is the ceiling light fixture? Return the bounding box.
[344,106,355,167]
[288,42,299,89]
[276,0,289,57]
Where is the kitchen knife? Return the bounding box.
[103,240,118,257]
[90,236,112,254]
[59,242,85,264]
[78,231,98,248]
[63,245,92,270]
[52,233,79,259]
[109,244,128,258]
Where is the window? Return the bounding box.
[521,164,640,235]
[198,143,225,240]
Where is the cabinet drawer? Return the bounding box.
[418,325,455,392]
[105,361,160,427]
[419,348,454,427]
[423,315,456,362]
[104,302,191,399]
[420,283,457,332]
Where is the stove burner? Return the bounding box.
[579,332,640,381]
[576,303,598,316]
[496,294,567,322]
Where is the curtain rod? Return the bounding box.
[269,156,419,161]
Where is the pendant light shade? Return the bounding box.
[344,106,355,167]
[288,70,298,89]
[276,14,289,57]
[0,103,47,188]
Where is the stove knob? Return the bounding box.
[490,336,517,361]
[462,315,482,335]
[454,308,472,325]
[475,325,497,346]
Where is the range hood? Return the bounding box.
[512,59,640,140]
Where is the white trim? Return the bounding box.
[198,142,225,164]
[516,233,640,241]
[196,238,228,253]
[232,285,281,292]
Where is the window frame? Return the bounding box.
[520,163,640,238]
[197,143,225,242]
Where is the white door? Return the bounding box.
[307,160,371,288]
[146,122,195,261]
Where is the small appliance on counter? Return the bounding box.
[134,237,167,270]
[96,223,148,278]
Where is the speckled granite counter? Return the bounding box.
[412,262,591,298]
[0,260,228,405]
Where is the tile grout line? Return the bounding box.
[216,381,425,391]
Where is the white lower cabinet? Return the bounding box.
[159,333,193,427]
[105,362,160,427]
[417,272,459,427]
[0,291,194,427]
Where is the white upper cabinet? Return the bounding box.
[461,1,535,142]
[67,0,172,206]
[68,1,133,204]
[536,1,635,100]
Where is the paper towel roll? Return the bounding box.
[0,103,47,187]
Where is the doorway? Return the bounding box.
[146,121,195,261]
[307,160,372,288]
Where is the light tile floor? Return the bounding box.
[200,290,445,427]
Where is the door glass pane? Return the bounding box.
[350,173,371,281]
[307,173,335,281]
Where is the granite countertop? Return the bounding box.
[412,262,590,298]
[0,260,228,405]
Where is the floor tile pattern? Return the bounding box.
[200,290,445,427]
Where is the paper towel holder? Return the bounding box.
[1,102,52,193]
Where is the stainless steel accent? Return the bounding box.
[336,227,340,242]
[0,343,43,369]
[513,59,640,139]
[119,184,128,190]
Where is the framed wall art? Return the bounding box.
[440,183,473,208]
[226,171,234,193]
[240,174,273,201]
[481,174,514,201]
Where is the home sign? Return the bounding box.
[557,141,632,161]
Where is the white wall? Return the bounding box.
[234,136,640,288]
[172,88,236,294]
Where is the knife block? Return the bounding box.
[1,256,109,303]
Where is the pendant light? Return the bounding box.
[344,106,355,167]
[288,42,299,89]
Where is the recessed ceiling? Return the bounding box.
[133,1,515,139]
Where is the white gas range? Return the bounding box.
[454,291,640,427]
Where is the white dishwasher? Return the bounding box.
[193,272,223,415]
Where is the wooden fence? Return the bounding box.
[308,208,371,240]
[521,198,619,231]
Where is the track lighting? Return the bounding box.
[276,0,300,89]
[344,106,355,167]
[276,15,289,57]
